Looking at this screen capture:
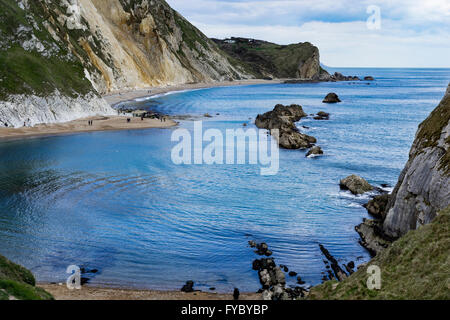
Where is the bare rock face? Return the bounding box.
[256,104,317,149]
[355,219,391,256]
[339,175,374,195]
[364,194,390,220]
[383,84,450,238]
[323,93,341,103]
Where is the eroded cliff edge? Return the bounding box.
[0,0,252,127]
[383,83,450,238]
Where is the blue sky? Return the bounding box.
[166,0,450,67]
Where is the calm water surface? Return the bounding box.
[0,68,449,292]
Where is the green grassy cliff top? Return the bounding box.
[308,206,450,300]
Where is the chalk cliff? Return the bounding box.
[0,0,251,127]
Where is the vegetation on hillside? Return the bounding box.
[308,206,450,300]
[0,0,95,100]
[212,37,327,78]
[0,254,53,300]
[413,87,450,173]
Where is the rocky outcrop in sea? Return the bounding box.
[255,104,317,150]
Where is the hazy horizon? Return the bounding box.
[167,0,450,69]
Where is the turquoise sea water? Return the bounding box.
[0,68,449,292]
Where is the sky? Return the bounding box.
[166,0,450,68]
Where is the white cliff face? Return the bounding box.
[0,0,250,128]
[383,84,450,238]
[66,0,250,94]
[0,92,115,128]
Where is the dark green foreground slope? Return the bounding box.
[309,206,450,300]
[0,255,53,300]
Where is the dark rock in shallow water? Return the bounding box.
[314,111,330,120]
[278,130,316,149]
[181,280,195,292]
[255,104,307,132]
[279,264,289,272]
[364,76,375,81]
[288,271,297,277]
[255,104,316,149]
[339,174,374,195]
[306,146,323,157]
[256,242,269,255]
[323,93,341,103]
[233,288,240,300]
[297,276,305,285]
[364,193,390,220]
[344,262,355,275]
[319,244,348,281]
[248,240,257,248]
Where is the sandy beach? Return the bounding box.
[0,79,282,141]
[0,115,177,141]
[103,79,284,106]
[39,284,261,300]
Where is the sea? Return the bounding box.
[0,68,448,292]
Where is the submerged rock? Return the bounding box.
[323,93,341,103]
[314,111,330,120]
[181,280,195,293]
[306,146,323,157]
[339,175,374,195]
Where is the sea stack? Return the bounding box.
[323,93,341,103]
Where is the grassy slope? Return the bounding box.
[213,38,320,78]
[0,0,97,100]
[308,206,450,300]
[0,254,53,300]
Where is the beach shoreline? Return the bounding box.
[103,79,284,106]
[39,283,261,300]
[0,115,177,141]
[0,79,281,141]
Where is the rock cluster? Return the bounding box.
[327,72,360,82]
[255,104,317,150]
[249,241,307,300]
[313,111,330,120]
[323,93,341,103]
[339,175,374,195]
